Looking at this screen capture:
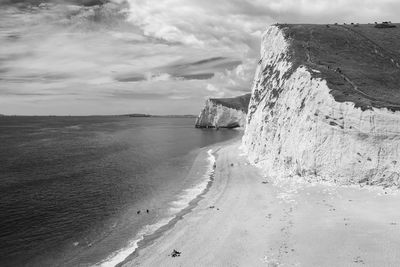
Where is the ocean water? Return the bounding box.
[0,116,239,267]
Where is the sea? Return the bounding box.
[0,116,240,267]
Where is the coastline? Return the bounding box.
[95,135,242,267]
[0,116,243,267]
[122,138,400,267]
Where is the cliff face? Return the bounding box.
[195,94,251,128]
[242,24,400,186]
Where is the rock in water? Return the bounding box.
[242,24,400,186]
[195,94,251,129]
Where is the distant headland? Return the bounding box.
[0,114,197,118]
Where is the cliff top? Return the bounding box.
[277,23,400,111]
[210,93,251,113]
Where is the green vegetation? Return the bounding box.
[210,93,251,113]
[278,23,400,111]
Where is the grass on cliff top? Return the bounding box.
[277,23,400,111]
[210,93,251,113]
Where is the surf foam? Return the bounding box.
[94,149,216,267]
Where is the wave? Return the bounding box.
[94,149,216,267]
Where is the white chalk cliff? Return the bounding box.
[242,25,400,186]
[195,94,250,128]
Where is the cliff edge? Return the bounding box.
[242,23,400,186]
[195,94,251,128]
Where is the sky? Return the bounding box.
[0,0,399,115]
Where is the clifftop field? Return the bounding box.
[278,23,400,111]
[209,93,251,113]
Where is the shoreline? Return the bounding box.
[96,136,241,267]
[123,139,400,267]
[116,149,218,267]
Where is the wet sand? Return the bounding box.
[124,140,400,266]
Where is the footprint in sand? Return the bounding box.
[262,255,280,266]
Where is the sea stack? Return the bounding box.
[195,93,251,128]
[242,24,400,186]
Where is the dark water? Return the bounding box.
[0,116,239,267]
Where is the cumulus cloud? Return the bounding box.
[0,0,399,115]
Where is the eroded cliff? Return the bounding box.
[242,24,400,186]
[195,94,251,128]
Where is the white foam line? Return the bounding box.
[94,149,216,267]
[168,149,215,214]
[94,217,173,267]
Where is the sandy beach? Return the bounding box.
[124,140,400,267]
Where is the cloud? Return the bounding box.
[206,84,219,92]
[1,0,399,115]
[114,74,145,82]
[112,57,241,83]
[145,73,172,82]
[176,73,214,80]
[259,0,400,23]
[0,0,115,7]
